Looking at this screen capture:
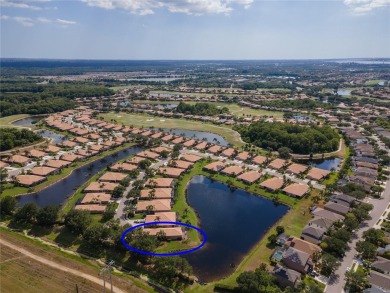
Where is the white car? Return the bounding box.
[346,267,351,272]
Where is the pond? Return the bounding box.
[34,129,68,144]
[337,89,351,96]
[161,128,229,146]
[17,146,143,208]
[310,157,342,171]
[184,175,289,282]
[12,115,45,126]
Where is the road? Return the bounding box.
[0,237,126,293]
[325,178,390,293]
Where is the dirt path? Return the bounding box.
[0,237,126,293]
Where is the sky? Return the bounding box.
[1,0,389,59]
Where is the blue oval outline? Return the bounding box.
[121,221,207,257]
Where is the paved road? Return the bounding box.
[0,237,126,293]
[325,178,390,293]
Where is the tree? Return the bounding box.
[356,241,377,260]
[268,234,277,245]
[344,215,360,231]
[332,228,352,243]
[236,266,280,293]
[83,224,107,247]
[321,237,348,257]
[138,159,152,169]
[0,196,18,216]
[102,203,116,222]
[160,150,169,159]
[278,147,292,159]
[14,203,38,223]
[36,205,59,226]
[276,226,285,235]
[112,185,125,198]
[362,228,385,246]
[65,209,92,235]
[345,270,369,292]
[320,253,341,277]
[152,257,192,288]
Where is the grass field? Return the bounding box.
[0,227,154,293]
[0,114,32,128]
[365,79,385,85]
[100,112,244,146]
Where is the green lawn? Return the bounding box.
[0,114,32,128]
[100,112,244,146]
[365,79,385,85]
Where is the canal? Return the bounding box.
[184,175,289,282]
[17,146,143,207]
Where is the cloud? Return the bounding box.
[344,0,390,14]
[82,0,254,15]
[1,14,77,27]
[0,0,52,10]
[56,18,77,25]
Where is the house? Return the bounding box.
[268,159,288,171]
[44,159,70,169]
[136,199,171,213]
[306,168,330,181]
[127,156,145,165]
[61,154,82,162]
[260,177,284,192]
[237,171,262,184]
[221,165,244,176]
[169,160,193,170]
[311,207,345,222]
[161,134,175,142]
[30,166,58,177]
[75,204,106,213]
[330,193,355,207]
[7,155,32,166]
[144,227,183,240]
[73,137,89,144]
[301,225,327,244]
[61,140,78,148]
[145,212,177,225]
[221,148,235,157]
[203,161,225,172]
[15,174,46,187]
[43,145,61,154]
[137,151,159,160]
[285,237,321,257]
[171,137,185,144]
[180,154,202,163]
[324,202,350,216]
[145,178,174,188]
[368,271,390,291]
[158,167,185,178]
[81,193,111,204]
[99,172,128,182]
[282,183,309,198]
[0,161,9,168]
[182,139,197,147]
[308,217,334,230]
[363,285,388,293]
[27,149,47,159]
[84,181,119,193]
[282,247,312,274]
[89,144,104,152]
[273,264,302,288]
[372,257,390,274]
[208,145,224,154]
[140,188,173,200]
[194,142,208,150]
[110,162,137,173]
[151,146,172,154]
[150,132,164,139]
[286,164,308,176]
[236,152,252,161]
[252,155,267,165]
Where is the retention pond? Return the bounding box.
[184,175,289,282]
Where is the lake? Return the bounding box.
[12,115,45,126]
[162,128,229,146]
[34,129,68,144]
[184,175,289,282]
[310,157,342,171]
[337,89,351,96]
[17,146,143,207]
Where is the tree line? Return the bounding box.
[234,121,339,154]
[0,128,42,151]
[176,102,229,116]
